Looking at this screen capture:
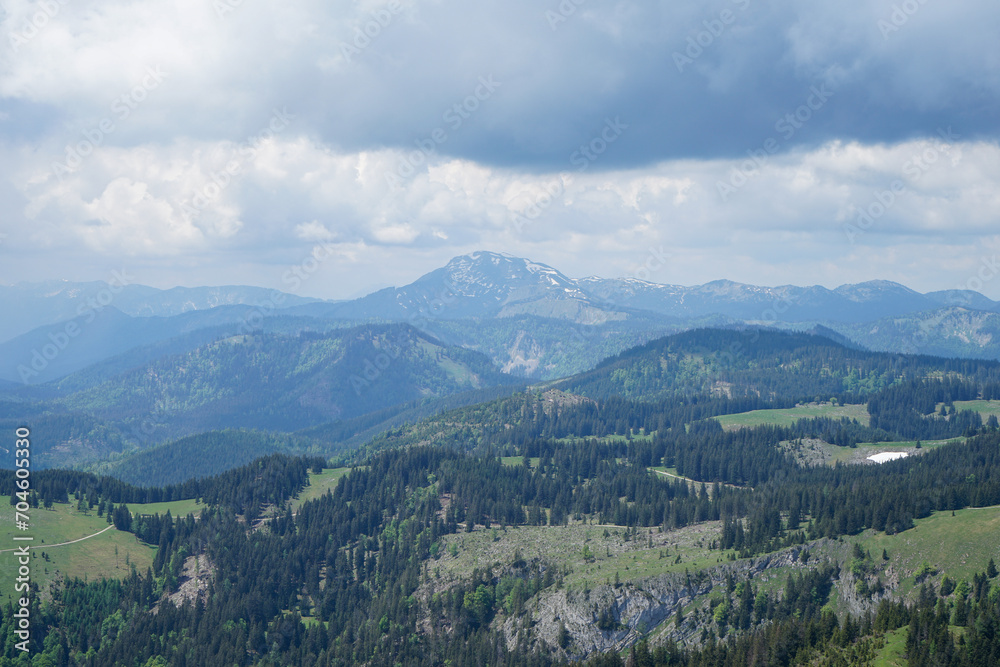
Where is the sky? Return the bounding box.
[0,0,998,300]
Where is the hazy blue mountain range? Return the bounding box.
[285,251,623,323]
[285,251,999,324]
[0,280,321,342]
[0,305,361,385]
[4,251,1000,389]
[0,323,519,468]
[57,323,515,436]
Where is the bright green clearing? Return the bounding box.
[799,504,1000,613]
[432,520,727,594]
[871,625,966,667]
[872,627,908,667]
[954,399,1000,421]
[290,467,352,510]
[855,504,1000,588]
[714,403,870,430]
[0,500,156,606]
[129,498,204,517]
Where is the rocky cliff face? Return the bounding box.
[505,547,810,660]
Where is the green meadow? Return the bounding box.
[714,403,870,430]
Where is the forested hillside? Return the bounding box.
[4,430,1000,664]
[2,324,518,469]
[555,328,1000,401]
[91,430,310,487]
[421,314,683,378]
[4,328,1000,665]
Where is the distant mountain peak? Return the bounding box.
[446,250,514,265]
[444,251,563,277]
[437,252,580,294]
[828,281,927,315]
[834,279,918,295]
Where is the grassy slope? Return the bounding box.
[433,521,726,594]
[0,501,156,606]
[500,456,540,468]
[0,496,215,606]
[0,471,994,657]
[872,627,908,667]
[853,504,1000,589]
[954,399,1000,421]
[826,438,960,465]
[0,472,347,608]
[714,402,870,430]
[130,498,205,517]
[289,467,352,510]
[425,497,1000,653]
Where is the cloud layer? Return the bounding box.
[0,0,997,298]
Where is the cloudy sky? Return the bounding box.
[0,0,998,299]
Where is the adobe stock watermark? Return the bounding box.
[673,0,751,73]
[7,0,68,53]
[561,245,672,348]
[885,257,975,360]
[51,66,168,180]
[877,0,933,39]
[129,396,180,444]
[716,83,834,201]
[508,176,569,234]
[842,127,958,244]
[353,277,467,395]
[950,255,1000,306]
[349,346,403,396]
[180,107,294,220]
[12,426,33,653]
[545,0,585,31]
[569,117,628,172]
[340,0,403,63]
[213,0,246,19]
[236,237,337,335]
[384,75,501,189]
[405,279,464,331]
[17,269,135,383]
[629,245,671,284]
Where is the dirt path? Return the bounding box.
[652,469,753,492]
[653,470,692,483]
[0,525,115,552]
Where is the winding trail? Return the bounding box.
[652,469,754,492]
[0,525,115,553]
[653,470,692,483]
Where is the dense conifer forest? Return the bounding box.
[3,329,1000,665]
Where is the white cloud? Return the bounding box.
[1,133,998,296]
[1,0,997,165]
[79,176,205,254]
[295,220,336,242]
[0,0,998,297]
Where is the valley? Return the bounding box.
[3,267,1000,664]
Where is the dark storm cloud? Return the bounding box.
[2,1,996,169]
[0,0,997,298]
[293,0,1000,169]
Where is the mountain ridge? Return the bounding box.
[16,252,998,337]
[7,251,1000,388]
